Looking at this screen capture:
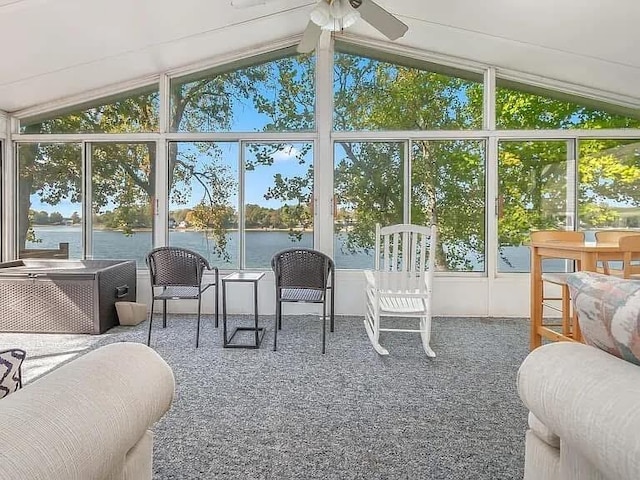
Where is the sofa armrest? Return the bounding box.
[518,342,640,480]
[0,342,175,480]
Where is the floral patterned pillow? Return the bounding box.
[567,271,640,365]
[0,349,26,399]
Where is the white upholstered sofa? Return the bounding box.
[518,271,640,480]
[0,342,175,480]
[518,342,640,480]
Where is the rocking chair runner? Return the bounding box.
[364,223,437,357]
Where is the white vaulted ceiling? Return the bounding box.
[1,0,639,113]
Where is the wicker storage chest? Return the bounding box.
[0,259,136,334]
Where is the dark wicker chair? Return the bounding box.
[271,248,335,354]
[0,348,26,399]
[146,247,219,348]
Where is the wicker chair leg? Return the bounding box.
[322,301,326,354]
[214,279,219,328]
[196,295,202,348]
[273,301,280,351]
[330,289,335,333]
[147,298,155,346]
[162,299,167,328]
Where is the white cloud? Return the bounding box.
[272,145,301,162]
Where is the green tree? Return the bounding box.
[496,88,640,254]
[32,210,49,225]
[331,54,485,270]
[245,204,269,228]
[49,212,63,224]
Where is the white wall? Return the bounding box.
[137,269,532,318]
[0,111,6,138]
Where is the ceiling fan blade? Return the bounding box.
[350,0,408,41]
[297,20,323,54]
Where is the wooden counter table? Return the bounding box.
[529,239,640,350]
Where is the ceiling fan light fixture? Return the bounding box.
[310,1,331,27]
[340,8,360,29]
[310,0,361,31]
[298,0,407,53]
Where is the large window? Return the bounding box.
[17,143,82,259]
[496,81,640,130]
[169,142,239,268]
[244,142,313,268]
[168,141,313,269]
[11,42,640,279]
[334,141,403,269]
[90,143,154,265]
[497,140,572,273]
[333,48,483,131]
[578,139,640,229]
[170,50,315,133]
[20,87,159,134]
[334,140,486,271]
[412,140,485,272]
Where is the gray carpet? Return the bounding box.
[2,315,530,479]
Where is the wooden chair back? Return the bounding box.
[529,230,584,243]
[594,230,638,244]
[618,235,640,278]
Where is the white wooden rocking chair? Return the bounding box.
[364,223,437,357]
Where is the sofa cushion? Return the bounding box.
[567,271,640,365]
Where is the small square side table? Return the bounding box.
[222,272,266,349]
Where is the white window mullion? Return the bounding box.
[405,140,411,224]
[567,139,577,231]
[484,67,496,131]
[315,33,334,256]
[156,75,170,249]
[485,67,498,279]
[239,141,246,269]
[486,136,498,278]
[83,141,92,259]
[2,117,18,260]
[154,139,168,249]
[159,74,170,135]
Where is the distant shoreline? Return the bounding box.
[32,225,312,233]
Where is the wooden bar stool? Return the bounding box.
[530,230,584,340]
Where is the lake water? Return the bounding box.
[26,226,375,269]
[25,225,578,272]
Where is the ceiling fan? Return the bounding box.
[231,0,408,54]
